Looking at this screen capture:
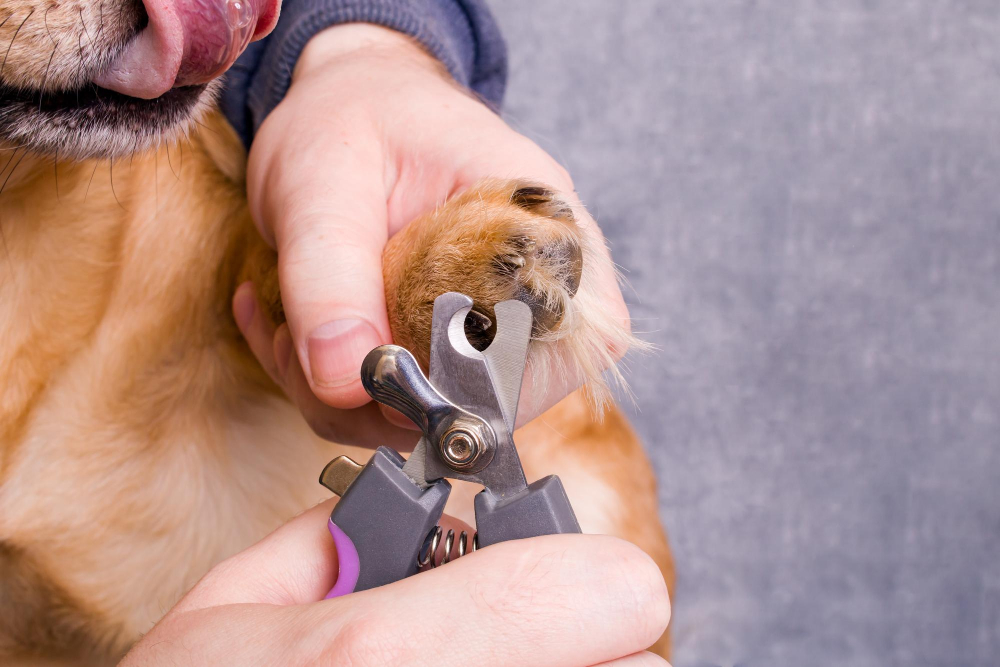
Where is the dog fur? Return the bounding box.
[0,2,673,663]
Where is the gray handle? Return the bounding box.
[330,447,450,592]
[474,475,581,548]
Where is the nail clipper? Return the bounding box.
[319,292,581,598]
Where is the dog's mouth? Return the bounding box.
[0,0,280,159]
[0,82,210,158]
[96,0,280,100]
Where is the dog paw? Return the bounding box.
[383,179,639,409]
[383,180,582,351]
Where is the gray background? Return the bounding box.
[491,2,1000,666]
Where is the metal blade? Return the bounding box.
[401,437,432,488]
[482,300,532,433]
[393,293,533,498]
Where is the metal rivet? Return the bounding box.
[440,420,494,471]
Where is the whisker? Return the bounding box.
[79,7,93,44]
[0,145,17,267]
[194,119,221,137]
[2,10,34,77]
[39,42,61,111]
[0,145,18,176]
[43,5,58,45]
[109,158,125,210]
[129,134,139,167]
[85,160,100,201]
[96,0,106,42]
[76,33,85,96]
[0,149,27,198]
[165,140,179,180]
[0,213,9,281]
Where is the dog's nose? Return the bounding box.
[94,0,280,99]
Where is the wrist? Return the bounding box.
[294,23,448,84]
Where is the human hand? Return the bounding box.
[120,500,670,665]
[234,23,630,447]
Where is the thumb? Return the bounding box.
[254,140,392,409]
[175,498,476,611]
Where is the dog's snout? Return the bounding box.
[94,0,280,99]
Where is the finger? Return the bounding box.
[233,281,282,384]
[125,512,474,667]
[177,499,472,610]
[120,604,306,666]
[273,323,420,450]
[312,534,671,667]
[252,135,393,410]
[234,285,419,449]
[596,652,672,666]
[125,499,341,666]
[176,498,339,612]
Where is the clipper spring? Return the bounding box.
[417,525,479,569]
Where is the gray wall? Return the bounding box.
[491,2,1000,665]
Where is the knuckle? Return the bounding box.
[323,614,408,665]
[196,552,243,592]
[597,538,672,646]
[473,537,670,651]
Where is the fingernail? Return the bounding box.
[233,283,256,331]
[307,319,380,388]
[274,325,293,378]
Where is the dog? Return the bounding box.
[0,1,674,663]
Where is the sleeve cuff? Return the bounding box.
[221,0,507,147]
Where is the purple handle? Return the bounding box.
[324,520,360,599]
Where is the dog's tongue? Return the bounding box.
[94,0,274,99]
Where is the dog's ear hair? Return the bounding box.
[510,184,575,222]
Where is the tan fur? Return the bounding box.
[0,3,673,661]
[0,3,136,90]
[0,115,339,660]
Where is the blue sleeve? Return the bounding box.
[220,0,508,147]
